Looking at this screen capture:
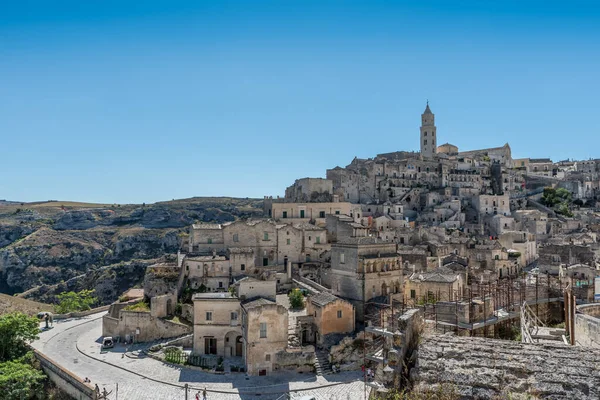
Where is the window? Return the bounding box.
[265,354,271,361]
[424,132,427,136]
[233,233,239,242]
[206,312,213,321]
[340,253,345,264]
[337,310,343,319]
[309,236,312,241]
[287,238,291,245]
[186,265,189,271]
[241,264,245,271]
[319,211,325,218]
[424,140,427,145]
[282,211,288,218]
[260,322,267,338]
[231,312,238,321]
[335,210,340,215]
[316,236,321,244]
[300,210,305,218]
[207,238,212,244]
[219,282,223,288]
[263,232,269,241]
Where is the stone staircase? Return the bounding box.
[314,350,332,375]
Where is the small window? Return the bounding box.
[340,253,345,264]
[265,354,271,361]
[286,239,291,245]
[335,210,340,215]
[282,211,288,218]
[219,282,223,288]
[241,264,245,271]
[264,232,269,241]
[424,140,427,145]
[207,238,212,244]
[308,236,312,241]
[186,265,189,271]
[319,211,325,218]
[231,312,238,320]
[233,233,239,242]
[410,290,416,299]
[206,312,213,321]
[337,310,342,319]
[316,236,321,244]
[260,322,267,338]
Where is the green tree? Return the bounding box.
[0,355,46,400]
[0,312,40,362]
[55,289,97,314]
[288,289,305,309]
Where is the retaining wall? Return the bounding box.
[53,305,110,320]
[33,350,97,400]
[575,304,600,348]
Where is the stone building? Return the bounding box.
[298,292,355,345]
[284,178,334,203]
[472,194,511,219]
[420,103,437,159]
[405,267,465,302]
[323,237,403,320]
[241,298,289,376]
[192,293,242,357]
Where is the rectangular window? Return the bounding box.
[316,236,321,244]
[263,232,269,241]
[286,239,291,245]
[282,211,287,218]
[300,210,305,218]
[219,282,223,288]
[308,236,312,241]
[265,354,271,361]
[231,312,238,321]
[337,310,342,319]
[241,263,245,271]
[319,211,325,218]
[410,290,416,299]
[260,322,267,338]
[335,210,340,215]
[233,233,239,242]
[207,238,212,244]
[340,253,345,264]
[206,312,213,321]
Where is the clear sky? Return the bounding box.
[1,1,599,204]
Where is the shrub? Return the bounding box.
[288,289,305,309]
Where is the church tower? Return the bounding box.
[420,102,437,159]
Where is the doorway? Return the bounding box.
[235,336,243,357]
[204,337,217,355]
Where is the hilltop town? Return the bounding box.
[16,104,600,399]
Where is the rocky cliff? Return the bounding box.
[0,197,262,303]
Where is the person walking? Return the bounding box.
[202,387,207,400]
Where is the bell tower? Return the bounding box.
[420,101,437,159]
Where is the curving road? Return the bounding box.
[33,313,368,400]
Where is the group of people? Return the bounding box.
[195,387,208,400]
[362,365,375,381]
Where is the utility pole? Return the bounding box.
[185,383,189,400]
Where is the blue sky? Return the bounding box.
[1,1,599,204]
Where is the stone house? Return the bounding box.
[498,231,537,267]
[192,293,243,357]
[241,298,289,376]
[406,267,465,302]
[472,194,510,219]
[298,292,355,345]
[269,200,361,226]
[323,237,403,320]
[325,214,369,243]
[188,223,225,253]
[180,254,230,292]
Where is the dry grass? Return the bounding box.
[0,293,54,316]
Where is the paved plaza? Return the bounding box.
[32,312,370,400]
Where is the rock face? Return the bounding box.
[0,197,263,302]
[411,334,600,399]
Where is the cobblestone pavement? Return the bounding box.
[33,312,370,400]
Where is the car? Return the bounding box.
[101,337,114,349]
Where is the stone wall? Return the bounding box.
[53,305,111,320]
[274,346,315,373]
[575,304,600,348]
[34,350,96,400]
[103,310,192,342]
[412,334,600,399]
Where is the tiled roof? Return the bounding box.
[242,297,276,310]
[309,292,340,307]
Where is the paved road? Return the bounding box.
[33,313,369,400]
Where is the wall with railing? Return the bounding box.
[33,349,96,400]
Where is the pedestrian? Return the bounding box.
[203,387,207,400]
[94,384,100,394]
[195,392,200,400]
[367,368,372,380]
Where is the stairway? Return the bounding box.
[314,350,332,375]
